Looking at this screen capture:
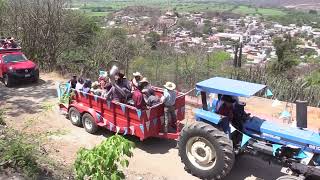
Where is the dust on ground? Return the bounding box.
[0,72,285,180]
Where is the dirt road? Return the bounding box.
[0,73,284,180]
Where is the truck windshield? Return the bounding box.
[3,54,28,63]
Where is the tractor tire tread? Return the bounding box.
[178,121,235,180]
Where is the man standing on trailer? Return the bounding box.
[132,72,142,91]
[161,82,177,133]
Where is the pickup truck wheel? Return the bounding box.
[3,74,13,87]
[276,175,304,180]
[68,107,82,127]
[82,113,98,134]
[178,121,234,180]
[32,77,39,83]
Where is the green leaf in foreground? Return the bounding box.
[74,135,134,180]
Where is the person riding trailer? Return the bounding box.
[132,72,143,91]
[104,71,132,103]
[161,82,177,133]
[132,78,149,110]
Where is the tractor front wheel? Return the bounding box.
[178,121,235,180]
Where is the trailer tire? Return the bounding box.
[68,107,82,127]
[178,121,234,180]
[82,113,98,134]
[276,175,304,180]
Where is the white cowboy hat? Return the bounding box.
[140,77,149,84]
[133,72,142,77]
[92,81,99,88]
[164,82,176,91]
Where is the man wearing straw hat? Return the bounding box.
[161,82,177,133]
[131,72,142,91]
[132,77,149,110]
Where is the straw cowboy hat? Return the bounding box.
[133,72,142,77]
[140,77,149,84]
[164,82,176,91]
[92,81,99,88]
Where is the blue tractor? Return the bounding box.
[178,77,320,180]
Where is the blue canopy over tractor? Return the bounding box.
[196,77,267,97]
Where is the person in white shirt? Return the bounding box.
[75,78,84,91]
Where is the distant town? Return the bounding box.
[104,7,320,66]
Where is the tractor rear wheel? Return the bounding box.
[82,113,98,134]
[178,121,235,180]
[276,175,305,180]
[68,107,82,127]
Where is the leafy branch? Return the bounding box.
[74,135,134,180]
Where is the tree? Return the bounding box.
[271,35,299,72]
[240,19,245,27]
[2,0,69,70]
[0,0,6,35]
[309,9,318,15]
[217,25,224,33]
[146,31,161,50]
[177,18,196,30]
[203,23,212,35]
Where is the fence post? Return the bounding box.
[296,100,308,128]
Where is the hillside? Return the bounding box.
[230,0,320,8]
[74,0,320,10]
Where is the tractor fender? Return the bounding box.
[193,108,222,125]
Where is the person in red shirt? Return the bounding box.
[132,78,148,110]
[216,95,235,133]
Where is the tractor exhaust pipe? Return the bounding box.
[296,100,308,129]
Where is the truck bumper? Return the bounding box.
[8,69,39,82]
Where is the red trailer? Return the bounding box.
[59,86,186,141]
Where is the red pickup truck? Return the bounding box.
[0,48,39,87]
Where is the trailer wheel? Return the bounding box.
[276,175,304,180]
[68,107,82,127]
[82,113,98,134]
[178,121,235,180]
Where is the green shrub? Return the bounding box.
[0,130,40,178]
[307,70,320,86]
[74,135,134,180]
[0,109,5,125]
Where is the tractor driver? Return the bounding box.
[216,95,235,133]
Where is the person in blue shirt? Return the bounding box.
[161,82,177,133]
